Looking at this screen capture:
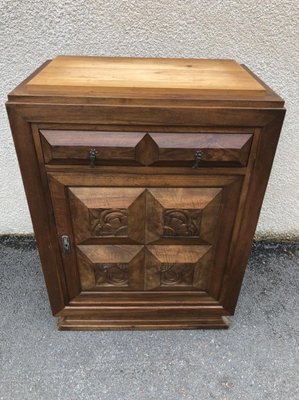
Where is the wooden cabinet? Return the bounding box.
[6,57,285,329]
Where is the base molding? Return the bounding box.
[58,296,230,330]
[58,316,229,330]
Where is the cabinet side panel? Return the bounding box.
[219,110,286,313]
[6,104,68,315]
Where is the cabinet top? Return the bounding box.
[27,56,265,92]
[8,56,284,107]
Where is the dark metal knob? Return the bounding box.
[89,148,98,167]
[192,150,203,169]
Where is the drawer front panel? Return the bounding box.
[40,130,252,167]
[150,132,252,166]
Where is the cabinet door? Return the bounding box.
[48,173,242,300]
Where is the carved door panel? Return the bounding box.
[48,174,242,298]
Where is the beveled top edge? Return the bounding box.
[7,58,284,108]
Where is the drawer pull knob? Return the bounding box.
[89,148,98,167]
[192,150,203,168]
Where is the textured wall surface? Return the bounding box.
[0,0,298,237]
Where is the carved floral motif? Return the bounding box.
[160,263,194,286]
[94,263,129,286]
[164,209,202,237]
[89,208,128,237]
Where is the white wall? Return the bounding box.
[0,1,298,238]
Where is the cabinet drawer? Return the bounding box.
[40,130,252,167]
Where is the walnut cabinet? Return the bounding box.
[6,57,285,329]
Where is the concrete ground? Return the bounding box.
[0,237,298,400]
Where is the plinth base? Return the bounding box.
[58,316,229,330]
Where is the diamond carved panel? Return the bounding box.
[77,245,144,290]
[76,244,213,291]
[69,186,222,291]
[69,187,144,243]
[145,245,213,290]
[69,187,222,245]
[148,188,222,243]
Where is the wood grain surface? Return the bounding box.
[27,56,265,93]
[40,130,252,167]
